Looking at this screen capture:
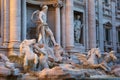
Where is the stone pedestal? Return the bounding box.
[67,43,85,53]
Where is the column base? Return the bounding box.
[65,45,74,53]
[65,43,86,54]
[2,42,9,48]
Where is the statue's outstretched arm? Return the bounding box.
[34,44,46,55]
[31,10,39,22]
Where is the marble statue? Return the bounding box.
[33,43,49,70]
[72,49,117,71]
[19,39,39,71]
[87,48,101,64]
[53,44,64,62]
[0,5,118,80]
[31,5,57,46]
[74,15,83,43]
[100,51,117,71]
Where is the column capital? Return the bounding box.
[53,3,61,8]
[52,0,64,8]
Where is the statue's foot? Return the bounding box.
[54,43,59,46]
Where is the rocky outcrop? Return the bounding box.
[0,67,11,76]
[38,67,70,79]
[0,54,20,77]
[37,64,106,79]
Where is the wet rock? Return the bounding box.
[12,68,20,76]
[70,54,80,64]
[0,67,11,76]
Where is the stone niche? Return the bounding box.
[27,3,39,39]
[73,11,85,52]
[74,11,84,45]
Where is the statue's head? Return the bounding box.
[77,15,81,19]
[42,5,48,10]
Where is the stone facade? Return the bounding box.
[0,0,120,55]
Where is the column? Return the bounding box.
[9,0,21,55]
[98,0,104,52]
[85,0,89,51]
[65,0,74,49]
[0,0,4,43]
[55,5,61,44]
[10,0,21,42]
[21,0,27,40]
[88,0,96,49]
[3,0,10,45]
[111,0,117,51]
[61,3,66,48]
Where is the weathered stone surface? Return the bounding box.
[0,67,11,76]
[70,54,81,64]
[59,64,106,79]
[111,65,120,77]
[5,62,15,69]
[0,62,5,67]
[37,64,107,79]
[22,74,38,80]
[0,54,9,62]
[38,67,70,79]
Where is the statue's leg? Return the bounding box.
[46,27,57,45]
[79,29,81,41]
[37,24,42,43]
[41,26,46,44]
[38,33,42,43]
[36,24,41,35]
[40,55,49,70]
[34,54,38,71]
[77,30,80,43]
[99,64,108,71]
[23,56,29,72]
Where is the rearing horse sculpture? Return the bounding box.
[19,39,39,71]
[87,48,101,64]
